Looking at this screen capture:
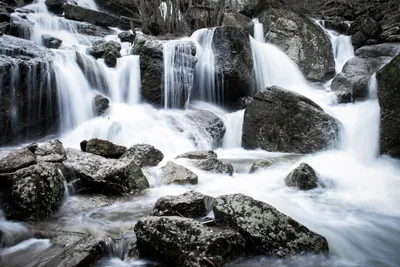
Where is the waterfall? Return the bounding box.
[368,73,378,100]
[252,18,265,42]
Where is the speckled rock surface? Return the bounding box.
[161,161,198,185]
[121,144,164,168]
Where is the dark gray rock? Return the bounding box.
[213,194,329,257]
[377,54,400,158]
[88,40,121,59]
[258,8,335,81]
[176,150,217,160]
[93,94,110,115]
[118,31,136,43]
[223,11,253,29]
[285,163,320,190]
[196,158,234,176]
[3,162,65,222]
[239,0,283,17]
[63,4,123,28]
[45,0,66,14]
[103,50,118,67]
[242,86,340,154]
[349,15,382,49]
[42,34,62,49]
[0,149,37,174]
[134,216,246,267]
[235,96,253,110]
[250,154,303,173]
[81,138,127,159]
[0,5,11,23]
[95,0,140,19]
[9,15,34,39]
[35,139,67,163]
[161,161,198,185]
[121,144,164,168]
[74,21,114,37]
[151,190,214,218]
[63,148,149,195]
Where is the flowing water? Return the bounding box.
[1,3,400,267]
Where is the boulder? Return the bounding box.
[235,96,254,110]
[213,194,329,257]
[63,148,149,195]
[176,150,217,160]
[41,34,62,49]
[88,40,121,59]
[74,22,114,37]
[120,144,164,168]
[376,54,400,158]
[239,0,283,17]
[196,158,234,176]
[151,190,214,218]
[242,86,340,154]
[93,94,110,116]
[349,15,382,49]
[0,149,37,174]
[35,139,67,163]
[3,162,65,222]
[211,26,255,104]
[45,0,66,14]
[222,12,253,29]
[285,163,320,190]
[103,50,118,67]
[0,5,11,23]
[161,161,198,185]
[80,138,127,159]
[258,8,335,81]
[118,31,136,43]
[9,15,34,39]
[134,216,246,267]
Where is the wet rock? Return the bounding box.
[235,96,254,110]
[93,94,110,116]
[176,150,217,160]
[25,142,39,153]
[35,139,67,163]
[95,0,140,19]
[323,19,350,34]
[118,31,136,43]
[250,160,273,173]
[104,50,118,67]
[0,149,37,174]
[161,161,198,185]
[285,163,320,190]
[81,138,127,159]
[258,8,335,81]
[9,15,34,39]
[212,26,255,104]
[213,194,329,257]
[63,149,149,195]
[120,144,164,168]
[42,34,62,49]
[349,15,382,49]
[223,12,253,29]
[0,5,11,23]
[134,216,246,267]
[239,0,283,17]
[151,190,214,218]
[3,162,65,222]
[45,0,66,14]
[250,154,303,173]
[242,86,340,154]
[377,54,400,158]
[74,21,114,37]
[88,40,121,59]
[196,158,234,176]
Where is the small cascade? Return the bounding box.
[222,110,245,149]
[252,18,265,42]
[102,235,134,261]
[164,39,196,109]
[368,73,378,100]
[191,28,223,104]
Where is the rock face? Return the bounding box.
[45,0,66,14]
[377,54,400,158]
[196,158,234,176]
[120,144,164,168]
[161,161,198,185]
[242,86,340,154]
[348,15,382,49]
[0,149,37,174]
[285,163,320,190]
[93,94,110,115]
[212,26,255,104]
[134,216,246,267]
[3,162,65,222]
[152,191,214,218]
[213,194,329,257]
[258,8,335,82]
[81,138,127,159]
[63,149,149,195]
[35,139,67,163]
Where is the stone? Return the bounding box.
[95,0,140,19]
[349,15,382,48]
[45,0,66,14]
[196,158,234,176]
[242,86,340,154]
[134,216,246,267]
[120,144,164,168]
[88,40,121,59]
[104,50,118,67]
[376,54,400,158]
[176,150,217,160]
[213,194,329,257]
[151,190,214,218]
[0,149,37,174]
[161,161,198,185]
[250,154,303,173]
[118,31,136,43]
[285,163,320,190]
[41,34,62,49]
[223,11,253,29]
[63,149,149,195]
[9,15,34,39]
[35,139,67,163]
[93,94,110,116]
[3,162,65,222]
[82,138,127,159]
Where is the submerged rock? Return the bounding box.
[93,94,110,116]
[35,139,67,163]
[161,161,198,185]
[121,144,164,168]
[213,194,329,257]
[242,86,340,154]
[41,34,62,49]
[81,138,127,159]
[151,190,214,218]
[88,40,121,60]
[196,158,234,176]
[285,163,320,190]
[176,150,217,160]
[0,149,37,174]
[134,216,246,267]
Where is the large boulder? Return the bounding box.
[3,162,65,222]
[242,86,340,154]
[120,144,164,168]
[0,149,37,174]
[161,161,198,185]
[211,26,255,104]
[376,54,400,158]
[134,216,246,267]
[63,149,149,195]
[88,40,121,67]
[258,8,335,82]
[151,190,214,218]
[80,138,127,159]
[213,194,329,257]
[34,139,67,163]
[285,163,321,190]
[348,15,382,49]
